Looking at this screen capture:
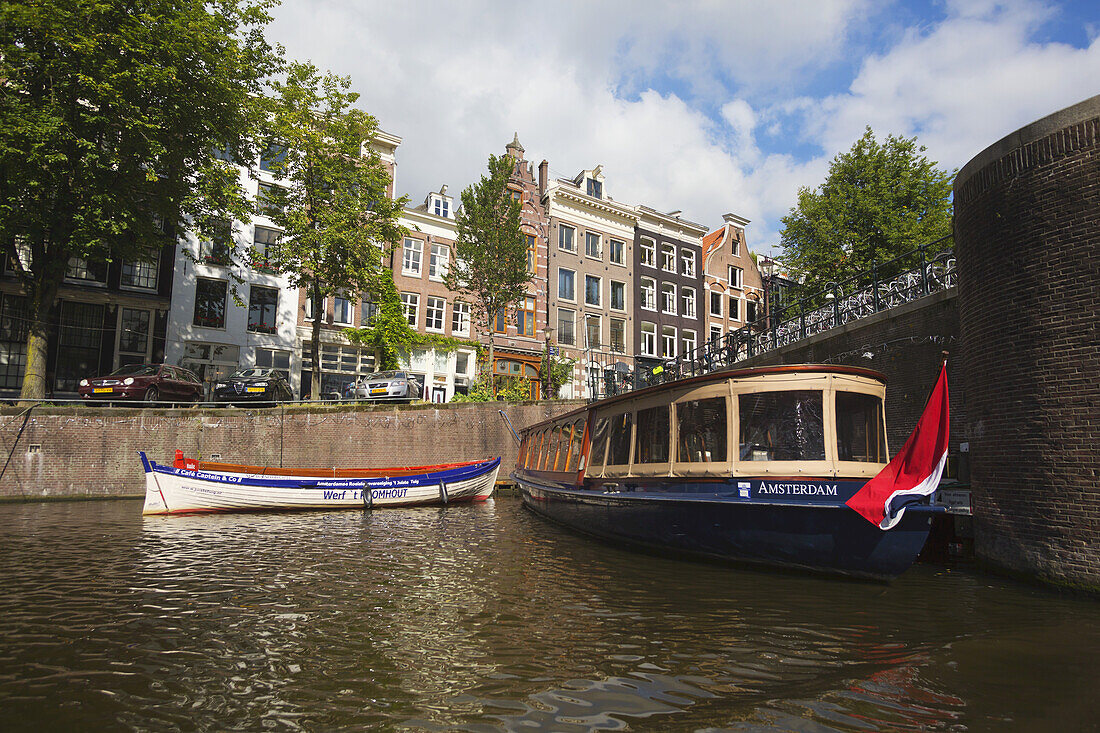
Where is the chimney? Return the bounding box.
[539,160,549,197]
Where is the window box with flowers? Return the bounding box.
[248,322,278,334]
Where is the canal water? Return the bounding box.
[0,498,1097,732]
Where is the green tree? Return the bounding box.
[779,127,954,296]
[262,61,407,399]
[443,153,529,395]
[0,0,280,400]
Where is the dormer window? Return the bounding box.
[586,178,603,199]
[432,196,450,218]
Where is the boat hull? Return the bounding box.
[141,453,500,516]
[515,474,936,580]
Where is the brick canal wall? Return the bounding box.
[954,95,1100,592]
[736,288,966,460]
[0,401,583,499]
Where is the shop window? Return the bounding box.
[739,390,824,461]
[676,397,727,462]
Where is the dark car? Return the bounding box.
[79,363,202,405]
[350,370,422,402]
[213,368,294,406]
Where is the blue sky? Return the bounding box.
[269,0,1100,255]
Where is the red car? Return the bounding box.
[79,363,203,405]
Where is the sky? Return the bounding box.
[268,0,1100,256]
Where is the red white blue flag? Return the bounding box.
[846,363,950,530]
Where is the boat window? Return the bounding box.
[518,435,528,468]
[567,419,585,471]
[738,391,825,461]
[589,417,609,469]
[534,430,547,470]
[836,391,887,462]
[676,397,727,462]
[607,412,633,465]
[635,405,670,463]
[553,425,568,470]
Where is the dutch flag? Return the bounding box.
[846,362,950,530]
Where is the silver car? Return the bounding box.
[351,370,422,402]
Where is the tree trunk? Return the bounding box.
[18,276,61,404]
[485,327,496,399]
[310,282,323,401]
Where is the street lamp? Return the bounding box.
[541,324,554,400]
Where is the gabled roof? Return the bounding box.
[702,227,726,261]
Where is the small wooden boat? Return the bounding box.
[140,452,500,516]
[512,364,945,580]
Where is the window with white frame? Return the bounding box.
[609,238,624,265]
[584,274,601,306]
[680,249,696,277]
[587,178,603,199]
[361,297,379,326]
[425,296,445,332]
[640,238,656,267]
[432,196,450,218]
[252,226,280,269]
[249,286,279,333]
[429,244,449,281]
[710,290,722,317]
[198,220,232,266]
[333,295,353,325]
[558,268,575,301]
[661,325,677,358]
[661,243,676,272]
[680,329,696,357]
[640,277,656,310]
[746,299,759,324]
[558,224,576,252]
[451,301,470,335]
[641,321,656,356]
[557,308,576,345]
[585,314,601,349]
[661,283,677,315]
[710,324,723,344]
[121,255,158,290]
[585,232,601,259]
[401,292,419,327]
[729,295,740,322]
[728,265,743,289]
[304,294,324,321]
[402,238,422,275]
[610,280,625,311]
[681,287,696,318]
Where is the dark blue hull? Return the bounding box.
[514,473,937,580]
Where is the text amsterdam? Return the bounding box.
[757,482,838,496]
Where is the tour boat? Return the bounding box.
[511,364,944,580]
[140,452,500,516]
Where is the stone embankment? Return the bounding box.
[0,400,583,499]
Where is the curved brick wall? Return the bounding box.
[955,96,1100,591]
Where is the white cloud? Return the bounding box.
[265,0,1100,257]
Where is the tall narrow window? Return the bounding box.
[585,232,601,259]
[429,244,449,281]
[361,297,379,326]
[452,301,471,335]
[609,238,625,265]
[526,235,537,274]
[661,283,677,315]
[252,226,280,270]
[586,178,603,199]
[681,287,696,318]
[517,296,536,337]
[584,275,601,306]
[248,286,278,333]
[661,243,676,272]
[662,325,677,358]
[728,266,743,289]
[194,278,228,328]
[585,315,601,349]
[729,296,740,322]
[640,238,656,267]
[402,238,422,276]
[333,296,353,325]
[640,277,656,310]
[680,329,696,357]
[401,293,419,327]
[640,322,656,356]
[680,249,696,277]
[610,280,625,311]
[609,318,625,353]
[635,405,670,463]
[558,268,575,301]
[710,291,723,317]
[557,309,576,346]
[558,225,575,252]
[425,296,445,331]
[199,220,232,265]
[119,308,151,356]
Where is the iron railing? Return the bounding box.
[586,235,955,401]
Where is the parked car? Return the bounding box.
[213,368,294,406]
[79,363,202,405]
[350,371,422,402]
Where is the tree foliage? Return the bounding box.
[779,127,954,296]
[0,0,280,399]
[443,153,529,386]
[261,61,407,399]
[540,352,575,399]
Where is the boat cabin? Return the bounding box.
[517,365,889,484]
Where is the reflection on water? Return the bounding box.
[0,498,1097,732]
